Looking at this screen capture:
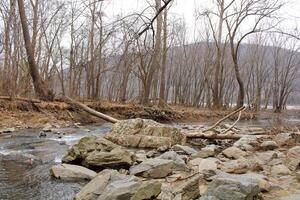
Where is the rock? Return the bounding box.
[280,191,300,200]
[188,158,203,167]
[104,118,185,148]
[271,165,291,176]
[255,151,278,165]
[75,169,161,200]
[286,146,300,171]
[146,150,157,158]
[192,145,217,158]
[84,147,134,169]
[172,144,197,155]
[201,172,260,200]
[157,151,187,171]
[198,158,218,175]
[0,127,15,133]
[0,151,42,165]
[296,171,300,181]
[157,145,169,152]
[274,132,294,146]
[42,123,52,132]
[39,131,47,137]
[50,164,97,181]
[220,157,248,174]
[260,141,279,150]
[62,136,135,170]
[159,174,201,200]
[233,135,258,151]
[59,140,66,145]
[129,158,175,178]
[135,151,147,163]
[222,147,246,159]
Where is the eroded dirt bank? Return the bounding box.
[0,99,262,130]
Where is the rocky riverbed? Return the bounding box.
[1,118,300,200]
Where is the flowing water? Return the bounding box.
[0,124,112,200]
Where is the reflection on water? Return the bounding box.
[0,123,111,200]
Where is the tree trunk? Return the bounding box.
[17,0,54,100]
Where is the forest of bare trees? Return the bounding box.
[0,0,299,112]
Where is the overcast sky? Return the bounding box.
[99,0,300,42]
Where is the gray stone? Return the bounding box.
[222,147,246,159]
[286,146,300,171]
[220,157,248,174]
[75,169,161,200]
[274,133,294,146]
[271,165,291,176]
[104,118,185,148]
[50,164,97,181]
[158,151,187,171]
[172,144,198,155]
[260,141,278,150]
[201,172,260,200]
[129,158,174,178]
[233,135,258,151]
[192,145,217,158]
[280,191,300,200]
[0,151,42,165]
[160,174,201,200]
[198,158,218,174]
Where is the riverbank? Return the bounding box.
[0,99,255,129]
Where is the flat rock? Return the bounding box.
[260,141,278,150]
[172,144,197,155]
[233,135,258,151]
[220,157,248,174]
[157,151,187,171]
[286,146,300,171]
[200,172,260,200]
[75,169,161,200]
[271,165,291,176]
[222,147,246,159]
[159,174,201,200]
[274,133,294,146]
[192,145,217,158]
[129,158,174,178]
[50,164,97,181]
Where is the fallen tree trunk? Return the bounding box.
[63,96,119,124]
[0,96,41,103]
[185,131,269,140]
[185,131,243,140]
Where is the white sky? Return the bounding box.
[103,0,300,33]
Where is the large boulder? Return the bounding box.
[75,169,161,200]
[50,164,97,181]
[62,136,135,170]
[104,118,185,148]
[200,172,260,200]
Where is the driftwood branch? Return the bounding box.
[203,106,246,132]
[0,96,41,103]
[221,108,246,134]
[63,96,119,124]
